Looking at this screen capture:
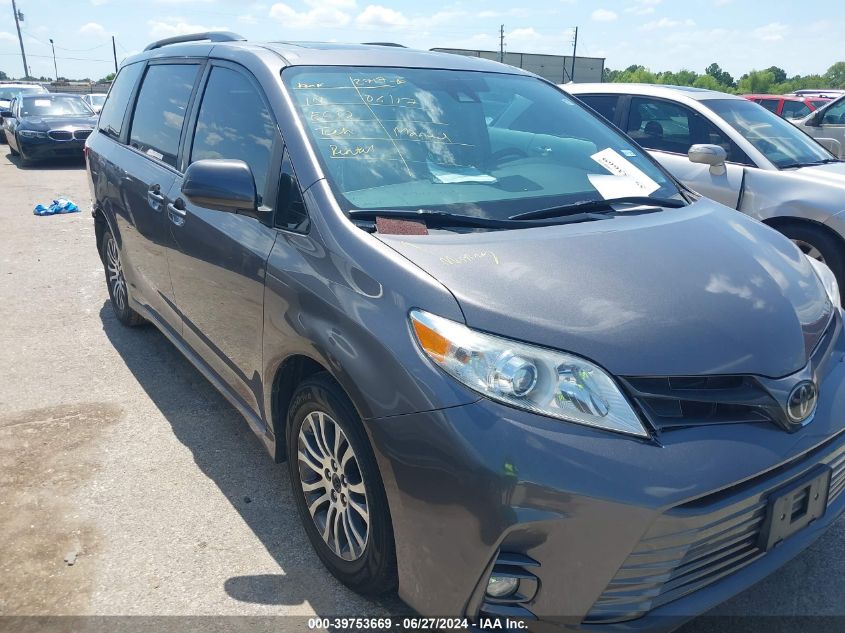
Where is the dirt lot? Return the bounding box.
[0,149,843,633]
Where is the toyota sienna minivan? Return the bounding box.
[86,33,845,631]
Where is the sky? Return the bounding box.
[0,0,843,81]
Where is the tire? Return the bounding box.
[9,136,19,156]
[101,227,145,326]
[779,223,845,305]
[287,373,397,595]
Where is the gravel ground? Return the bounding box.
[0,148,842,633]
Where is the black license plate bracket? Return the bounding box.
[759,466,831,551]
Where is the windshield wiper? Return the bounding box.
[780,158,842,169]
[508,196,686,221]
[347,208,610,230]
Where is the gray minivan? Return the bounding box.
[86,33,845,630]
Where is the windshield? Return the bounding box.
[0,86,45,100]
[283,67,681,219]
[703,98,833,168]
[86,94,106,107]
[810,99,831,109]
[20,95,93,117]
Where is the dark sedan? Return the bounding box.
[2,92,97,164]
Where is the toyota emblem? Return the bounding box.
[786,381,818,423]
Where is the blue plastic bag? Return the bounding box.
[33,198,80,216]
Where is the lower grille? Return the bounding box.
[585,441,845,624]
[74,129,92,140]
[830,451,845,503]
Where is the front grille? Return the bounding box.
[585,441,845,624]
[621,375,783,431]
[48,130,73,141]
[74,129,92,140]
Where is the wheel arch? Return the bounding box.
[270,354,331,463]
[761,215,845,253]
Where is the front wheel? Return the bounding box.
[779,223,845,306]
[8,135,19,156]
[287,373,397,595]
[101,227,145,326]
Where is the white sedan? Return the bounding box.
[566,83,845,293]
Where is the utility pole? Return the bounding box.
[111,35,118,74]
[49,38,58,80]
[499,24,505,63]
[11,0,29,79]
[570,26,578,83]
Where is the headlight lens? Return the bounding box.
[18,129,48,138]
[806,256,841,307]
[409,309,648,437]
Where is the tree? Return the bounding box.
[693,74,723,91]
[97,72,116,83]
[705,62,735,88]
[737,70,775,94]
[765,66,787,84]
[825,62,845,88]
[0,70,7,81]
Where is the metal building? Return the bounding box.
[431,48,605,84]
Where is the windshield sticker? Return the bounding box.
[429,162,497,184]
[590,148,659,196]
[620,149,637,157]
[145,148,164,161]
[34,99,51,106]
[588,174,659,200]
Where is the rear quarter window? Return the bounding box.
[98,62,144,140]
[129,63,200,167]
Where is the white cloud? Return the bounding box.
[148,18,226,38]
[591,8,618,22]
[79,22,107,37]
[640,17,695,30]
[90,0,110,5]
[355,4,409,28]
[269,0,355,29]
[0,31,17,43]
[237,13,258,24]
[752,22,787,42]
[507,27,541,41]
[625,0,661,14]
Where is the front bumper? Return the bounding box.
[18,136,86,160]
[365,320,845,630]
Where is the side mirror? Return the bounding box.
[688,143,727,176]
[181,159,257,214]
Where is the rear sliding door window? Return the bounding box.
[190,66,277,202]
[98,62,143,140]
[129,64,199,167]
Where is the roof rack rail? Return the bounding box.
[361,42,407,48]
[144,31,246,52]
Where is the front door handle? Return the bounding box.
[147,184,165,211]
[167,198,187,226]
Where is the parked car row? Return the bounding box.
[796,94,845,158]
[85,33,845,633]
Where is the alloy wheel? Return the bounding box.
[792,239,825,263]
[297,411,370,561]
[106,235,127,311]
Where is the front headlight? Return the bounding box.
[18,129,48,139]
[806,256,841,307]
[409,309,648,437]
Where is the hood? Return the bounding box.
[794,161,845,184]
[378,201,833,378]
[20,115,97,130]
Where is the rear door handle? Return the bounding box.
[147,184,165,211]
[167,198,186,226]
